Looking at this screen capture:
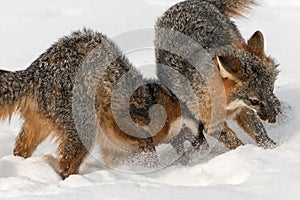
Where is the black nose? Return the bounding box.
[268,116,276,123]
[258,111,277,124]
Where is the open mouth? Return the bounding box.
[258,113,276,123]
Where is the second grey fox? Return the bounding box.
[0,29,205,179]
[155,0,281,149]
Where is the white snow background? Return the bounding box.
[0,0,300,199]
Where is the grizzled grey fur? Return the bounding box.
[155,0,280,149]
[0,29,205,178]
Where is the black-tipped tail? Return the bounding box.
[209,0,256,17]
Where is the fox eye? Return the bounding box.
[249,99,260,106]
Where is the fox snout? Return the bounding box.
[257,108,277,123]
[268,114,277,123]
[257,97,280,123]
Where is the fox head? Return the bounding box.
[216,31,280,123]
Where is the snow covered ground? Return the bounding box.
[0,0,300,199]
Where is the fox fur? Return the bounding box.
[155,0,280,149]
[0,0,281,178]
[0,30,205,179]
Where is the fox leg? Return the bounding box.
[235,108,277,148]
[191,122,209,150]
[171,123,208,165]
[171,123,208,155]
[211,123,244,150]
[14,120,51,158]
[140,137,156,153]
[57,128,91,179]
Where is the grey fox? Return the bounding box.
[155,0,280,149]
[0,29,205,179]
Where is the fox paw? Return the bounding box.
[58,157,79,179]
[57,151,87,179]
[13,145,32,158]
[258,139,277,149]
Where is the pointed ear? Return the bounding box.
[247,30,265,58]
[217,56,241,80]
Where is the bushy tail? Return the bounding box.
[208,0,256,17]
[0,69,30,120]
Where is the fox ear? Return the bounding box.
[217,56,241,80]
[247,30,265,58]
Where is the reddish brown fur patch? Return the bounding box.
[15,95,88,179]
[232,40,247,50]
[97,86,149,153]
[214,57,239,104]
[243,31,276,66]
[57,146,87,179]
[14,95,55,158]
[152,87,181,145]
[235,109,257,141]
[99,107,148,152]
[96,84,182,165]
[0,104,18,122]
[246,31,265,59]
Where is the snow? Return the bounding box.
[0,0,300,199]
